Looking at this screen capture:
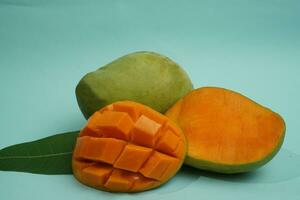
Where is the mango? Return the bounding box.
[166,87,286,174]
[72,101,187,192]
[76,51,193,119]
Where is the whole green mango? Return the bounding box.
[76,51,193,119]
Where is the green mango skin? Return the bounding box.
[76,51,193,119]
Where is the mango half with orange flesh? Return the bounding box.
[72,101,187,192]
[165,87,286,174]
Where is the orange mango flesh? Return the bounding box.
[72,101,186,192]
[166,87,285,173]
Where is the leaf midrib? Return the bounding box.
[0,151,73,160]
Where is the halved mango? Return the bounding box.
[72,101,187,192]
[166,87,286,174]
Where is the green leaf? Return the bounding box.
[0,131,79,174]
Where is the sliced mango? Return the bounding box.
[72,101,187,192]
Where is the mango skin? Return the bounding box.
[76,51,193,119]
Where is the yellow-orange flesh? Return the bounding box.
[72,101,186,193]
[166,87,285,166]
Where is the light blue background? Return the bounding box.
[1,0,300,199]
